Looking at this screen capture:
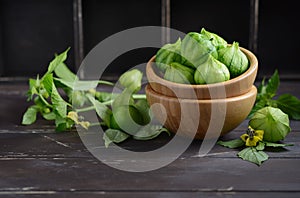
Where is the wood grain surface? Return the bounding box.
[0,82,299,197]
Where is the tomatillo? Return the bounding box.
[110,105,145,134]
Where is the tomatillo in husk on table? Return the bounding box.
[110,105,145,134]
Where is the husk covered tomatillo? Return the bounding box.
[110,105,145,134]
[155,38,183,72]
[164,62,195,84]
[218,42,249,78]
[249,106,291,142]
[181,32,218,68]
[200,28,227,50]
[194,55,230,84]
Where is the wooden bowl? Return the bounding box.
[146,47,258,99]
[146,85,257,139]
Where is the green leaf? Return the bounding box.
[42,73,54,94]
[248,99,267,118]
[55,115,74,132]
[53,78,113,91]
[27,78,39,100]
[238,147,269,166]
[256,70,279,101]
[251,69,300,121]
[22,106,38,125]
[264,141,294,147]
[54,62,77,82]
[86,94,112,126]
[133,125,170,140]
[274,94,300,120]
[250,70,279,118]
[256,142,265,151]
[103,129,130,148]
[257,77,265,95]
[32,96,50,110]
[217,139,245,149]
[45,47,70,77]
[118,69,143,93]
[51,82,69,118]
[42,112,56,121]
[265,69,279,99]
[95,91,114,102]
[134,99,151,125]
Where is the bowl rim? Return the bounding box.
[147,46,258,88]
[146,84,257,103]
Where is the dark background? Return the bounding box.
[0,0,299,80]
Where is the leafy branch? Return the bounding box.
[249,70,300,120]
[218,135,293,166]
[218,70,299,165]
[22,48,169,147]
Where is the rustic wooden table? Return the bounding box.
[0,81,300,197]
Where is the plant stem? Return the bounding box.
[76,106,95,113]
[102,100,113,105]
[76,94,145,113]
[98,80,115,86]
[132,94,147,100]
[38,94,52,108]
[89,122,106,127]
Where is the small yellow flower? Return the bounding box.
[240,126,264,147]
[88,89,96,95]
[78,121,90,129]
[67,111,79,123]
[67,111,90,130]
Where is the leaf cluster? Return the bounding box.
[249,70,300,120]
[22,48,170,146]
[217,139,293,165]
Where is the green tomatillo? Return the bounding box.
[118,69,143,93]
[194,55,230,84]
[249,106,291,142]
[164,62,195,84]
[200,28,227,50]
[110,105,145,134]
[218,41,249,78]
[155,38,183,72]
[181,32,218,68]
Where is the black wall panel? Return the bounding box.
[0,0,75,78]
[171,0,250,48]
[82,0,161,77]
[0,0,299,80]
[257,0,300,78]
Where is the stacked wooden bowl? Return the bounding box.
[146,47,258,139]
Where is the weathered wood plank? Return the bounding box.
[1,81,300,197]
[0,130,299,159]
[0,133,89,159]
[0,158,300,192]
[0,191,300,198]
